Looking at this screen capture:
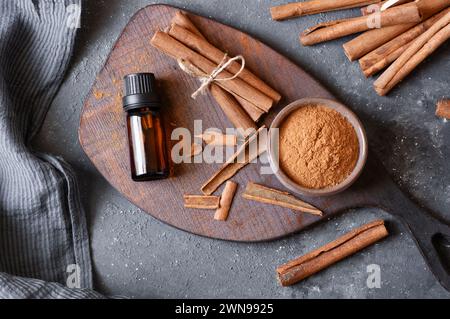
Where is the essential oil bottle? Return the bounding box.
[123,73,170,181]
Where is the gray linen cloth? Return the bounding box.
[0,0,104,298]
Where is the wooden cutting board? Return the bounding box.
[79,4,450,290]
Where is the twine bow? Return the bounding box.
[177,54,245,99]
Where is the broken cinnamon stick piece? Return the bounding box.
[184,195,220,209]
[374,11,450,95]
[201,126,267,195]
[214,181,238,221]
[242,182,323,216]
[436,99,450,119]
[277,220,388,286]
[196,132,238,146]
[168,23,281,104]
[415,0,450,20]
[150,31,274,112]
[271,0,379,21]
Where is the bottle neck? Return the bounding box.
[127,106,161,115]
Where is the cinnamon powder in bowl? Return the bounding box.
[268,98,368,197]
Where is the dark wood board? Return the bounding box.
[79,4,450,290]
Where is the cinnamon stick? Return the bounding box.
[201,126,267,195]
[361,0,412,15]
[168,23,281,104]
[214,181,238,221]
[271,0,379,21]
[380,0,408,11]
[171,11,206,40]
[415,0,450,19]
[300,4,422,46]
[242,182,323,216]
[231,93,266,122]
[436,99,450,119]
[344,0,450,60]
[361,42,409,77]
[184,195,220,209]
[344,23,416,61]
[178,138,202,159]
[374,11,450,95]
[150,31,274,112]
[196,132,238,146]
[359,9,448,77]
[210,84,257,132]
[277,220,388,286]
[190,142,203,157]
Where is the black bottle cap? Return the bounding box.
[123,73,161,111]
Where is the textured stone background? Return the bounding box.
[35,0,450,298]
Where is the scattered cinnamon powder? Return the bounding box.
[93,90,104,100]
[279,105,359,189]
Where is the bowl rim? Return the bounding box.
[268,98,368,197]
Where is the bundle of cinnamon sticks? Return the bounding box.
[271,0,450,96]
[151,11,281,132]
[151,14,324,221]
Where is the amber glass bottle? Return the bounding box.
[123,73,169,181]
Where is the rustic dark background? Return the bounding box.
[34,0,450,298]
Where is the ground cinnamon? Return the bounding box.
[279,105,359,189]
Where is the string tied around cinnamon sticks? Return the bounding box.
[177,54,246,99]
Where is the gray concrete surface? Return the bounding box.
[34,0,450,298]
